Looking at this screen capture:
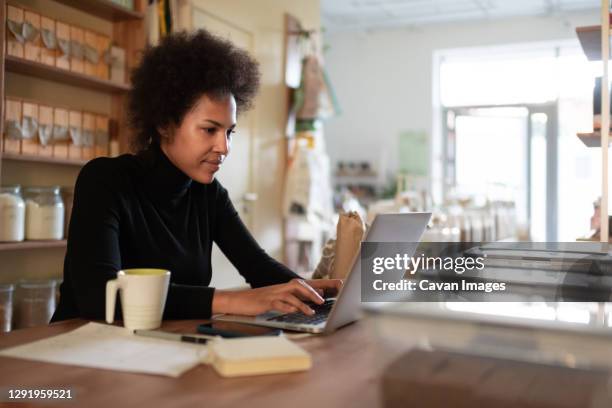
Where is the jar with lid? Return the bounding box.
[0,284,15,332]
[23,186,65,240]
[0,185,25,242]
[15,280,57,329]
[61,187,74,238]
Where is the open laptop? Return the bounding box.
[214,212,432,334]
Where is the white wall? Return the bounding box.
[323,11,600,187]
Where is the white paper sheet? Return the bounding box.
[0,322,207,378]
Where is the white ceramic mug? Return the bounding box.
[106,269,170,330]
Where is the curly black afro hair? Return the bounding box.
[128,29,260,152]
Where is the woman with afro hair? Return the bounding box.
[52,30,341,323]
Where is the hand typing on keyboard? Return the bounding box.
[267,299,336,324]
[212,279,343,317]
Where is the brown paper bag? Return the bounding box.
[23,10,41,62]
[82,112,95,160]
[68,110,82,160]
[53,107,69,158]
[331,212,365,279]
[38,104,54,157]
[69,25,84,74]
[313,212,365,279]
[84,30,98,77]
[3,98,22,154]
[21,101,39,156]
[96,34,111,80]
[55,21,70,70]
[110,46,126,84]
[312,238,336,280]
[95,115,110,157]
[6,5,25,59]
[40,17,56,66]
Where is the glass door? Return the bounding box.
[443,103,558,241]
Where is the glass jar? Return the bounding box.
[61,187,74,238]
[0,185,25,242]
[0,284,15,332]
[15,280,57,329]
[51,278,63,307]
[23,186,65,240]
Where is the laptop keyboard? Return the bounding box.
[266,299,335,325]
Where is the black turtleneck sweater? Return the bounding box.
[51,146,299,322]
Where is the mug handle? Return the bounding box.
[106,279,119,324]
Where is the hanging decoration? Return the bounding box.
[288,29,340,134]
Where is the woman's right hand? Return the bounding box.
[212,278,343,316]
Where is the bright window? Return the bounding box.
[437,41,604,241]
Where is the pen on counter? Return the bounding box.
[134,329,217,344]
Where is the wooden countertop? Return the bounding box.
[0,317,411,408]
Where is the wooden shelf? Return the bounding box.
[51,0,144,21]
[0,0,146,281]
[5,56,131,93]
[0,240,67,251]
[576,25,612,61]
[577,132,612,147]
[576,10,612,243]
[1,153,88,166]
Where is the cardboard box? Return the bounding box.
[96,34,111,80]
[68,110,82,160]
[23,10,41,62]
[95,115,110,157]
[53,107,69,158]
[55,21,70,70]
[6,5,25,59]
[69,26,84,74]
[82,112,96,160]
[110,46,126,84]
[3,98,22,154]
[38,105,54,157]
[40,17,56,66]
[21,102,39,156]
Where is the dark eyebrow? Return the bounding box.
[203,119,236,129]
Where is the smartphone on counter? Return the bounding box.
[197,322,282,338]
